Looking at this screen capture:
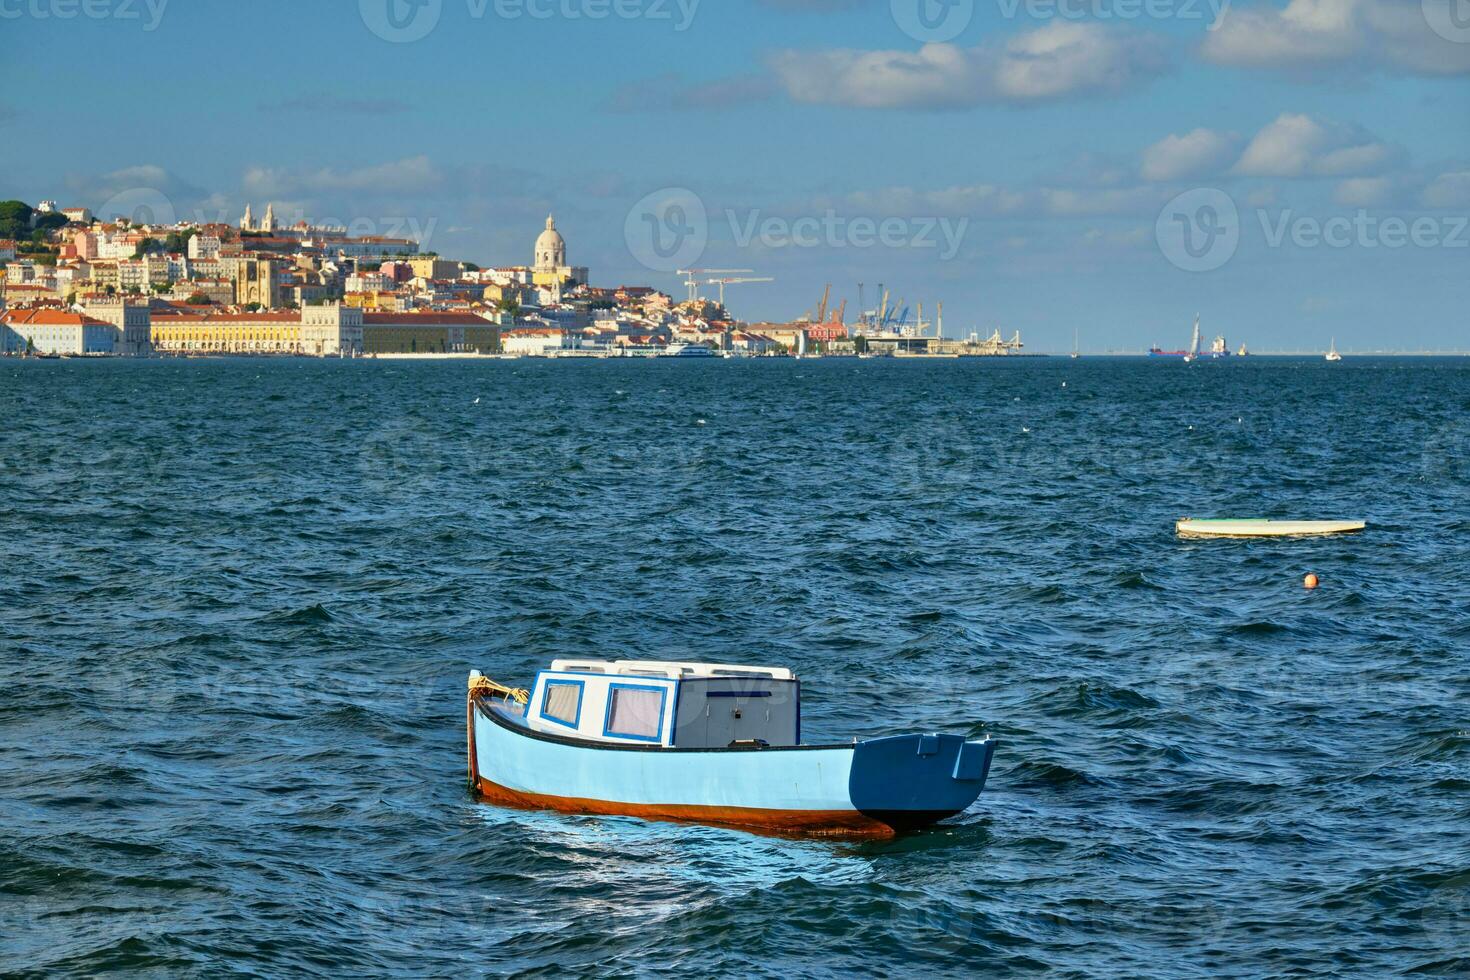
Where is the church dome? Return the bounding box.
[535,215,566,269]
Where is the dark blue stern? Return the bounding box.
[848,734,996,832]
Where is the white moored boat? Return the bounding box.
[1176,518,1366,538]
[467,659,996,838]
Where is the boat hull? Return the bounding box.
[468,697,994,838]
[1176,518,1367,538]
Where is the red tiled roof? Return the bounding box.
[361,312,495,326]
[2,309,109,326]
[152,311,300,324]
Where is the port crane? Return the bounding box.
[676,268,752,303]
[802,284,839,324]
[703,276,773,308]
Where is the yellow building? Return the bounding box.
[151,310,302,353]
[481,281,533,307]
[343,289,411,311]
[361,311,500,354]
[408,257,461,281]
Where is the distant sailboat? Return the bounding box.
[1182,314,1202,363]
[1071,329,1080,359]
[1325,338,1342,362]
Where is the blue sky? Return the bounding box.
[3,0,1468,350]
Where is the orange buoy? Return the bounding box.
[1304,573,1319,590]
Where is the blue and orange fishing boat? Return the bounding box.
[466,660,996,838]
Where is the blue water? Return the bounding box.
[1,356,1466,977]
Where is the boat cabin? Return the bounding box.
[520,659,800,749]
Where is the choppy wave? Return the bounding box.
[1,356,1466,976]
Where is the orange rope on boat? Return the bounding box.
[469,674,529,705]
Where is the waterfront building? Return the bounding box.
[301,303,364,356]
[2,308,117,354]
[360,310,500,355]
[502,326,573,356]
[750,323,811,353]
[81,297,152,356]
[150,309,302,354]
[730,331,778,354]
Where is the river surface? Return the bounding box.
[1,356,1466,977]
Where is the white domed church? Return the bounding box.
[531,215,588,288]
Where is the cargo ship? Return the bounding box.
[1149,315,1232,359]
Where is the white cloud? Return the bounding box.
[1422,170,1470,207]
[833,181,1163,219]
[242,156,442,198]
[769,23,1170,109]
[1202,0,1470,76]
[64,164,208,213]
[1232,113,1402,177]
[1333,176,1393,206]
[1141,128,1243,181]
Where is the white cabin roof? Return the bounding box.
[548,659,794,681]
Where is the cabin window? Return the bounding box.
[605,685,665,741]
[541,681,583,728]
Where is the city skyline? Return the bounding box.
[3,0,1468,349]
